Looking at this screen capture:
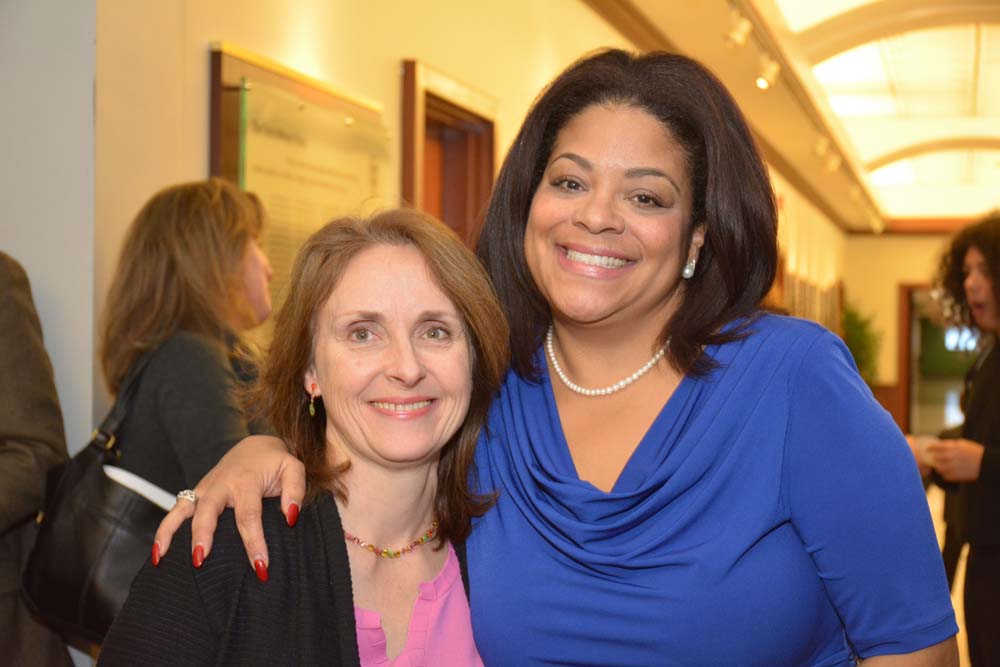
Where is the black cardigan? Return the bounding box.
[100,495,469,666]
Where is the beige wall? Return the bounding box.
[93,0,632,416]
[769,165,954,389]
[1,1,96,457]
[10,0,946,430]
[771,168,845,292]
[842,234,950,385]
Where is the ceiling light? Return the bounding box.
[726,15,753,48]
[813,137,830,157]
[825,154,842,172]
[755,56,780,90]
[869,212,885,234]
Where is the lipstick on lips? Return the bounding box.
[970,303,989,323]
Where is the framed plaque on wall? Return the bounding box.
[210,43,390,343]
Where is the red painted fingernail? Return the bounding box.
[152,542,161,567]
[192,545,205,569]
[286,502,300,527]
[254,558,268,582]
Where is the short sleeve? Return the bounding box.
[782,331,957,658]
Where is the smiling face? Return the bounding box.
[304,244,473,471]
[524,104,704,329]
[964,245,999,333]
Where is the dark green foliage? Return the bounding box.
[918,317,975,378]
[842,302,881,386]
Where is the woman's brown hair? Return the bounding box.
[100,178,264,394]
[247,208,509,544]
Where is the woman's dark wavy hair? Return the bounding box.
[937,212,1000,332]
[476,49,778,377]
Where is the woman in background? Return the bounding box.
[100,178,272,516]
[99,209,508,666]
[919,213,1000,665]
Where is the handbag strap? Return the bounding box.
[93,352,154,453]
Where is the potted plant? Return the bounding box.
[842,301,881,386]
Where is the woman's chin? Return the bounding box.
[550,297,626,326]
[971,310,1000,334]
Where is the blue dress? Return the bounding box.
[467,315,956,666]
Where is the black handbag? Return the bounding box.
[21,355,167,647]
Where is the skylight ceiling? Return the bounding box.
[776,0,876,33]
[771,0,1000,221]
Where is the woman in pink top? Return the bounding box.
[99,208,508,667]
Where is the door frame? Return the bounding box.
[401,60,497,243]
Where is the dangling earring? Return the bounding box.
[682,258,697,280]
[308,383,318,417]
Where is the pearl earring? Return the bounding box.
[682,258,697,280]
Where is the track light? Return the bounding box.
[813,137,830,157]
[755,55,780,90]
[726,15,753,48]
[862,203,885,233]
[870,213,886,234]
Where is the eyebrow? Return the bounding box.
[337,309,461,323]
[550,152,681,195]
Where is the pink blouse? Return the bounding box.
[354,543,483,667]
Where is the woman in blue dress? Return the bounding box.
[154,50,957,666]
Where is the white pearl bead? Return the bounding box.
[546,326,669,398]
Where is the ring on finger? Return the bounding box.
[176,489,198,504]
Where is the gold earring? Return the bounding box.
[309,383,317,417]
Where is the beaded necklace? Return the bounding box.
[344,520,438,559]
[546,326,668,397]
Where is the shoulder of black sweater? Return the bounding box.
[102,496,361,666]
[193,497,321,568]
[148,330,261,387]
[203,495,354,584]
[138,331,246,407]
[159,496,351,634]
[150,330,231,371]
[156,498,285,586]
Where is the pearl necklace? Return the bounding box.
[546,326,668,397]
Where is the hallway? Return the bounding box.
[927,485,970,666]
[913,374,970,663]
